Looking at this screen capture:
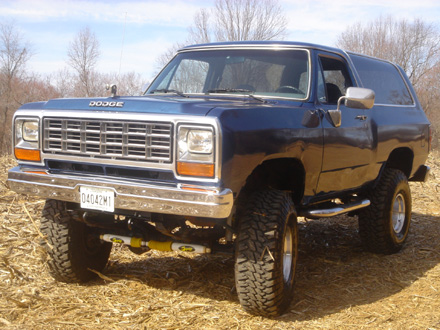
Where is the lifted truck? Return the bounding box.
[8,41,431,317]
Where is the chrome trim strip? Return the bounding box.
[179,43,334,53]
[173,47,312,102]
[7,166,233,218]
[368,103,417,108]
[13,116,41,151]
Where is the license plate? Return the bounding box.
[80,186,115,212]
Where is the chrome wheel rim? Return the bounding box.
[283,226,294,283]
[392,193,406,234]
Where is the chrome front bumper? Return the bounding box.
[7,167,234,218]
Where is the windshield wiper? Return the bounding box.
[206,88,254,94]
[205,88,267,103]
[150,89,188,98]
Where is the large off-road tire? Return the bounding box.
[235,190,298,317]
[40,199,112,282]
[359,168,412,254]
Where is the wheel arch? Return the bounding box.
[385,147,414,179]
[237,157,305,206]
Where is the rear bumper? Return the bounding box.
[7,166,233,218]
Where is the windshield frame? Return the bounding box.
[145,46,312,102]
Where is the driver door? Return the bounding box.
[315,52,375,195]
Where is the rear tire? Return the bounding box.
[235,190,298,317]
[359,168,412,254]
[40,199,112,282]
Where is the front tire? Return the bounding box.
[40,199,112,282]
[359,168,412,254]
[235,190,298,317]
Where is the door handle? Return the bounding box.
[355,115,367,121]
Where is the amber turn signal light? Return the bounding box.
[177,162,214,177]
[14,148,41,162]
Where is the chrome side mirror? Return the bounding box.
[330,87,375,128]
[339,87,375,110]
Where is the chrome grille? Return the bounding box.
[43,118,173,163]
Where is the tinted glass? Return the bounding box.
[350,54,413,105]
[147,49,310,99]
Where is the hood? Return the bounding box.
[20,95,271,117]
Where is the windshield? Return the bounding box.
[146,48,310,100]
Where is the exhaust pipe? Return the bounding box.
[100,234,211,254]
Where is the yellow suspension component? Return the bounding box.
[100,234,211,253]
[130,237,143,248]
[147,240,173,252]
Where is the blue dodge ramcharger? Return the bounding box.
[8,41,431,316]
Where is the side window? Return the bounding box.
[318,55,353,104]
[350,54,413,105]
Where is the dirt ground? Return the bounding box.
[1,154,440,330]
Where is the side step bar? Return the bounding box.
[300,199,370,219]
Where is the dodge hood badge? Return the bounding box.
[89,101,124,107]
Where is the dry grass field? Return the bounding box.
[1,154,439,329]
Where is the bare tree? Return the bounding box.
[336,16,440,87]
[213,0,287,42]
[414,63,440,148]
[67,27,100,97]
[17,74,60,105]
[49,68,144,99]
[49,67,76,98]
[114,71,144,96]
[157,0,287,67]
[0,22,32,86]
[188,9,212,44]
[0,21,33,153]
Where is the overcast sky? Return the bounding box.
[1,0,440,83]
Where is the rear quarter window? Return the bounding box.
[350,54,414,106]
